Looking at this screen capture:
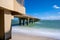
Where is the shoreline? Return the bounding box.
[12,26,60,40]
[11,32,56,40]
[12,25,60,30]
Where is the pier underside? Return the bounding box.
[0,8,13,40]
[0,7,40,40]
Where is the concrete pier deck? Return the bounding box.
[0,0,40,40]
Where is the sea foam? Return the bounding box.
[12,26,60,40]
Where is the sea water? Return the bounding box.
[12,20,60,29]
[12,20,60,40]
[30,20,60,29]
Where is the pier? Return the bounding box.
[13,15,40,25]
[0,0,40,40]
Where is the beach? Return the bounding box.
[10,26,60,40]
[11,32,55,40]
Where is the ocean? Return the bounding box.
[12,20,60,29]
[31,20,60,29]
[12,20,60,40]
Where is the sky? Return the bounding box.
[25,0,60,20]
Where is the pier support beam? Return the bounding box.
[19,18,26,26]
[19,18,22,25]
[0,9,4,40]
[28,18,34,24]
[32,19,34,24]
[29,19,32,23]
[26,18,29,25]
[0,9,13,40]
[29,19,31,23]
[22,18,25,25]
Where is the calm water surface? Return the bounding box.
[12,20,60,29]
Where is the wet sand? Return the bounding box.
[10,32,56,40]
[10,26,58,40]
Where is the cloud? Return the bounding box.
[41,16,60,20]
[53,5,60,9]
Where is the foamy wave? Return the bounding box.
[35,22,42,24]
[12,26,60,40]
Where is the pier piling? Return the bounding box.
[0,9,13,40]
